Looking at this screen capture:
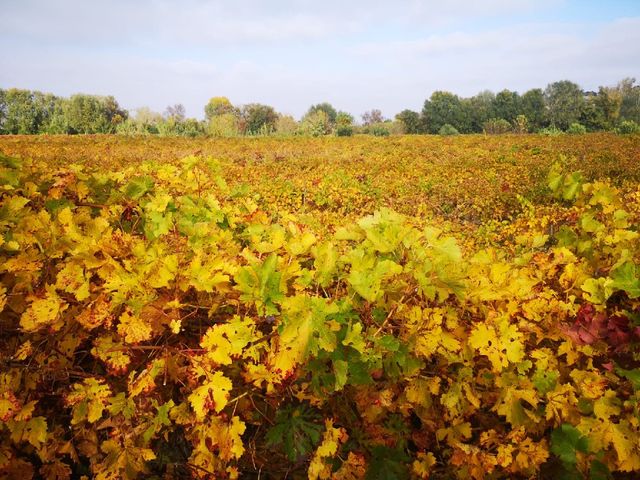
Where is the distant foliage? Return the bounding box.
[3,77,640,137]
[567,122,587,134]
[616,120,640,134]
[395,109,422,134]
[539,125,565,135]
[275,115,298,136]
[208,113,240,137]
[438,123,459,135]
[335,125,353,136]
[300,110,332,136]
[368,124,391,136]
[483,118,511,134]
[513,114,529,134]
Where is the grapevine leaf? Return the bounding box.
[550,424,588,465]
[610,262,640,299]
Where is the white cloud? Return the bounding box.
[0,0,561,46]
[0,2,637,119]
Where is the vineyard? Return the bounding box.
[1,133,640,479]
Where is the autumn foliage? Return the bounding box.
[0,134,639,479]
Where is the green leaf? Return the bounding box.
[610,262,640,299]
[265,404,322,462]
[312,241,338,288]
[124,175,155,200]
[347,255,402,303]
[580,213,604,234]
[333,359,349,391]
[532,369,558,395]
[342,322,366,353]
[357,208,409,254]
[365,446,409,480]
[589,459,613,480]
[562,172,583,201]
[234,253,284,316]
[616,367,640,391]
[550,424,589,465]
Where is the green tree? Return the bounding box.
[1,88,41,134]
[275,114,298,135]
[335,111,354,136]
[208,113,239,137]
[521,89,548,131]
[594,86,621,129]
[304,103,337,125]
[462,90,495,133]
[336,111,354,127]
[63,94,126,134]
[240,103,278,135]
[544,80,585,130]
[300,110,331,136]
[395,109,421,134]
[422,91,466,133]
[492,89,521,123]
[617,78,640,123]
[204,97,236,121]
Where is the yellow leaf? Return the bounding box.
[412,452,437,479]
[188,372,233,419]
[468,316,523,372]
[66,378,111,424]
[308,419,348,480]
[20,287,67,332]
[200,316,255,365]
[607,421,640,472]
[117,309,152,344]
[188,415,246,474]
[55,262,90,301]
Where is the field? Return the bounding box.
[1,134,640,479]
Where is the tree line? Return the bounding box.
[1,78,639,137]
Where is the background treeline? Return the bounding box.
[1,78,639,137]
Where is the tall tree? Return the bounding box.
[1,89,41,134]
[463,90,495,133]
[395,109,422,134]
[422,91,466,133]
[617,78,640,123]
[304,103,337,125]
[240,103,278,134]
[492,89,521,123]
[544,80,585,130]
[520,89,547,131]
[58,94,127,134]
[204,97,236,121]
[361,109,384,126]
[164,104,186,122]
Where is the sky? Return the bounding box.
[1,0,639,120]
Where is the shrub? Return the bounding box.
[616,120,640,134]
[567,122,587,134]
[208,113,239,137]
[335,125,353,137]
[513,114,529,134]
[539,126,564,136]
[299,110,331,136]
[275,115,298,136]
[483,118,511,134]
[438,124,459,136]
[369,125,390,136]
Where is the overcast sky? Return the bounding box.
[1,0,638,119]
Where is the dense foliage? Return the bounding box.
[2,77,640,137]
[0,135,640,479]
